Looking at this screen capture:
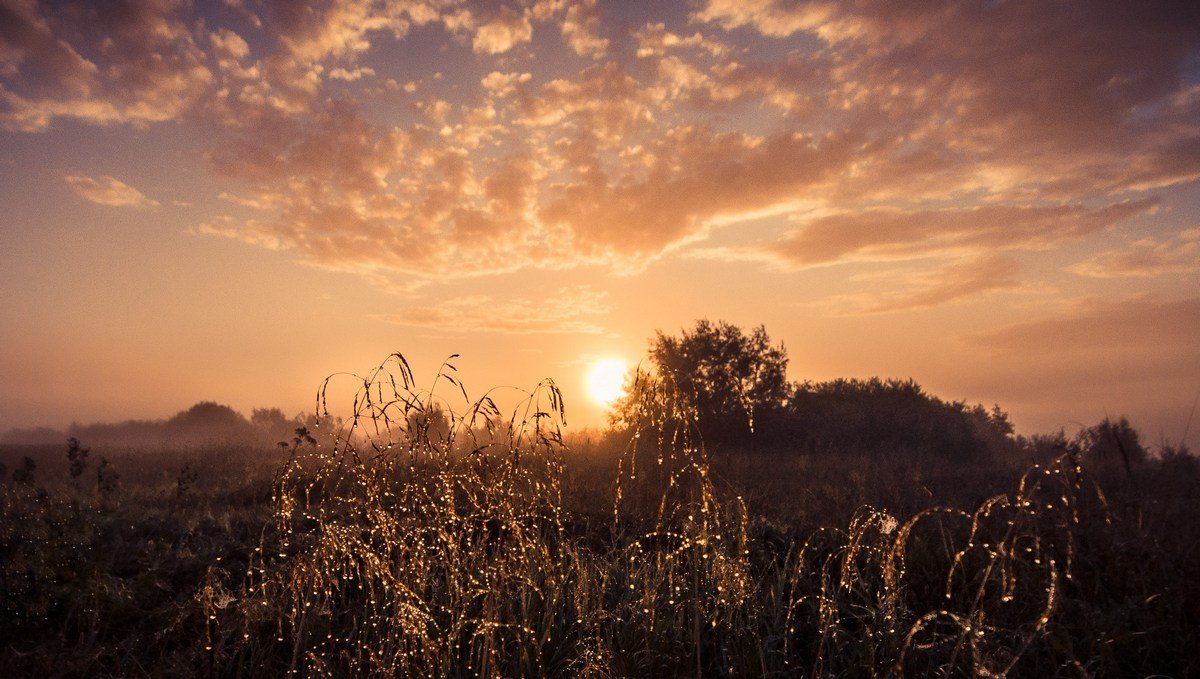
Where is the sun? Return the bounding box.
[586,358,628,406]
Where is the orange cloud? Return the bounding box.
[560,0,609,58]
[540,126,861,262]
[1069,229,1200,278]
[695,0,1200,195]
[64,175,158,209]
[9,0,1193,296]
[768,200,1160,267]
[372,286,611,335]
[838,257,1023,315]
[471,5,532,54]
[694,0,849,41]
[970,296,1200,355]
[635,23,726,59]
[0,0,212,131]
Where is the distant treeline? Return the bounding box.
[760,376,1016,458]
[1,402,304,448]
[3,321,1174,470]
[766,378,1153,471]
[612,320,1168,467]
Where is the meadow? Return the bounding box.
[1,353,1198,677]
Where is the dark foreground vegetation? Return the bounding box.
[2,327,1198,677]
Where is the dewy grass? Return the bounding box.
[222,353,575,676]
[196,352,1126,677]
[0,351,1191,676]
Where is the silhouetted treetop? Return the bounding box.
[1076,416,1146,475]
[613,320,788,447]
[165,401,253,443]
[784,377,1015,459]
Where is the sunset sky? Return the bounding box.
[1,0,1199,446]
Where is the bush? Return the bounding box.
[783,378,1015,459]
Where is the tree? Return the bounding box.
[783,378,1014,459]
[613,320,789,448]
[613,319,1020,460]
[251,407,296,444]
[1076,416,1146,475]
[164,401,253,444]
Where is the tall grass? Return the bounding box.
[1,353,1193,675]
[192,353,1178,677]
[215,354,580,675]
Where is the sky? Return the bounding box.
[1,0,1199,447]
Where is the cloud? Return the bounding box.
[206,0,427,124]
[694,0,849,40]
[481,70,532,97]
[0,0,213,131]
[199,66,865,281]
[969,296,1200,355]
[0,0,95,97]
[833,256,1022,314]
[64,175,158,209]
[1068,228,1200,278]
[199,99,550,283]
[193,215,282,249]
[372,286,611,335]
[7,0,1198,291]
[264,0,418,64]
[329,66,376,81]
[767,199,1160,267]
[471,5,533,54]
[539,126,861,262]
[513,61,655,139]
[560,0,609,58]
[695,0,1200,193]
[635,23,726,59]
[650,52,822,114]
[0,0,436,131]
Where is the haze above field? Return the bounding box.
[1,0,1198,445]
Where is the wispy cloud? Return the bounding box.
[846,257,1023,314]
[1068,229,1200,278]
[371,286,611,335]
[968,296,1200,355]
[64,175,158,209]
[767,200,1159,268]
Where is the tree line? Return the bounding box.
[1,402,305,448]
[611,319,1165,467]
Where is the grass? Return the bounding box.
[1,353,1198,676]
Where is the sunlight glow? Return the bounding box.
[586,358,628,406]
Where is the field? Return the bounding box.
[2,357,1198,677]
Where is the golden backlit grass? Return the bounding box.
[205,354,1178,676]
[1,353,1197,676]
